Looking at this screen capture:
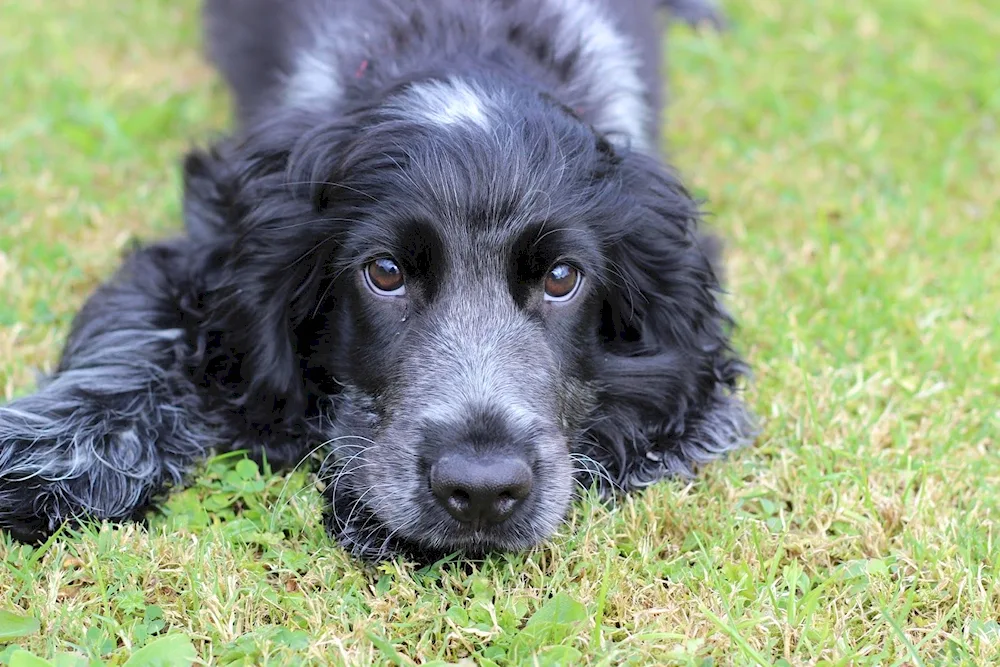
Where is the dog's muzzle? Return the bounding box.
[429,453,534,528]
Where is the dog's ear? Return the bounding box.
[588,151,754,490]
[181,139,331,419]
[182,145,240,245]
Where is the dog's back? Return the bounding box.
[204,0,668,148]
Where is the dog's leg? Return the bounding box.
[0,243,223,541]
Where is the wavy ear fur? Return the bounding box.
[180,118,350,427]
[587,151,754,491]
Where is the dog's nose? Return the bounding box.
[430,455,533,526]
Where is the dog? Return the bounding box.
[0,0,752,561]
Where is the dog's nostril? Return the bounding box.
[447,490,471,515]
[493,492,519,518]
[429,455,534,526]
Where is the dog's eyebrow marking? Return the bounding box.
[403,78,493,131]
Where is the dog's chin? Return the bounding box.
[410,503,571,558]
[323,478,572,562]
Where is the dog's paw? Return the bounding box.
[0,409,162,542]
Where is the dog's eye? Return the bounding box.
[544,263,582,302]
[365,257,406,296]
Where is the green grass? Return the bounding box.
[1,0,997,664]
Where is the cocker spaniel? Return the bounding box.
[0,0,752,561]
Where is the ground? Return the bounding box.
[0,0,997,664]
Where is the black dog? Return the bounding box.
[0,0,752,561]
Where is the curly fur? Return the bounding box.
[0,0,753,560]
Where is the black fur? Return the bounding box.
[0,0,752,561]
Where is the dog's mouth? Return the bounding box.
[322,483,559,562]
[319,438,576,561]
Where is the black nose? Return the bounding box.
[429,455,533,526]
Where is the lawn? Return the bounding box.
[0,0,997,664]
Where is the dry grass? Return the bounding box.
[1,0,998,664]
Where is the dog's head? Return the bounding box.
[184,75,751,560]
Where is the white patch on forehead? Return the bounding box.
[545,0,651,151]
[403,78,493,131]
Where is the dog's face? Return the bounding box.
[188,77,746,560]
[323,175,601,555]
[309,83,623,557]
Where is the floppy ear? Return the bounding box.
[180,136,333,420]
[586,151,754,490]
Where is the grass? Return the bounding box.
[0,0,997,663]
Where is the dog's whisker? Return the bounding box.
[284,236,341,271]
[270,458,379,523]
[316,436,375,471]
[336,485,378,535]
[325,457,378,531]
[280,180,382,203]
[318,444,373,479]
[314,462,380,493]
[569,452,617,494]
[268,437,375,530]
[267,215,360,233]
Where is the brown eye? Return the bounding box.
[364,257,406,296]
[544,263,582,302]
